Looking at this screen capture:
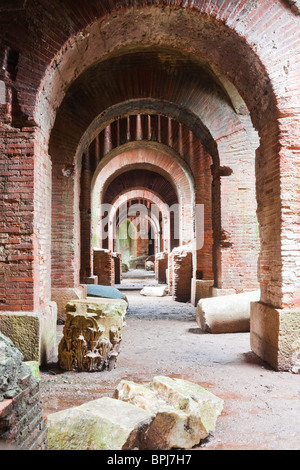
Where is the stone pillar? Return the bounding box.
[155,252,168,284]
[51,153,86,322]
[211,129,260,294]
[0,125,56,364]
[80,151,94,284]
[167,252,173,296]
[170,246,192,303]
[250,118,300,372]
[113,252,122,284]
[191,279,214,307]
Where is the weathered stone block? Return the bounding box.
[145,260,155,271]
[58,298,127,372]
[209,287,236,297]
[140,286,168,297]
[0,333,47,449]
[250,301,300,372]
[81,275,98,284]
[86,284,127,302]
[47,376,223,450]
[114,376,224,449]
[47,396,153,450]
[197,290,260,333]
[0,332,29,400]
[191,278,214,306]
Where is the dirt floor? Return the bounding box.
[40,271,300,451]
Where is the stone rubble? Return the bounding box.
[140,286,168,297]
[114,376,224,450]
[47,376,223,450]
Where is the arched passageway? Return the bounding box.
[0,1,299,373]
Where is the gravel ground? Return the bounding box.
[40,272,300,451]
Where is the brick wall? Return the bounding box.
[93,249,114,286]
[0,378,47,450]
[0,333,47,450]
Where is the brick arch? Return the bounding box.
[107,188,172,253]
[103,170,178,207]
[91,146,195,248]
[88,109,259,292]
[33,4,279,138]
[43,9,265,316]
[44,10,264,317]
[49,55,252,169]
[111,194,165,257]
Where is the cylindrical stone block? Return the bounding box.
[196,290,260,333]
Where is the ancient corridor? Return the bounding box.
[0,0,300,451]
[39,269,300,450]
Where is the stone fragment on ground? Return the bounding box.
[47,396,153,450]
[140,286,168,297]
[114,376,224,449]
[46,376,223,450]
[196,290,261,333]
[145,260,155,271]
[86,284,128,303]
[58,298,127,372]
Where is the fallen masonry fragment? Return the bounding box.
[86,284,128,303]
[140,286,168,297]
[114,376,224,449]
[47,376,223,450]
[196,290,261,333]
[47,396,153,450]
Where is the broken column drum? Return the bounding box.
[58,298,127,372]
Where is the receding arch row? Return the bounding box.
[92,145,195,250]
[1,2,298,372]
[109,189,172,255]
